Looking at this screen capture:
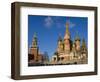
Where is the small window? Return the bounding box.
[54,57,56,61]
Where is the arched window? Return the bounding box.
[61,57,64,60]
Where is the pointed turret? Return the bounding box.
[58,34,62,42]
[57,34,64,53]
[32,33,38,48]
[81,39,87,63]
[81,39,86,48]
[72,41,76,51]
[75,31,80,41]
[66,22,70,35]
[64,22,71,53]
[75,31,80,51]
[29,33,39,62]
[64,22,70,40]
[81,39,87,53]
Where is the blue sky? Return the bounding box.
[28,15,88,59]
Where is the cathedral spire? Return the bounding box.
[57,34,64,53]
[66,22,70,35]
[58,34,62,41]
[81,39,86,48]
[81,38,87,54]
[75,31,80,41]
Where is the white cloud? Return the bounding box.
[44,16,53,28]
[44,16,75,29]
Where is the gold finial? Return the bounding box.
[66,22,70,35]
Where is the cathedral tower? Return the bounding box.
[75,32,80,51]
[72,41,76,52]
[81,39,87,54]
[57,34,64,53]
[64,22,70,53]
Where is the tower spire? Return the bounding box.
[66,22,70,35]
[34,32,37,38]
[81,39,86,48]
[75,31,80,41]
[58,33,62,41]
[32,32,38,48]
[81,38,87,54]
